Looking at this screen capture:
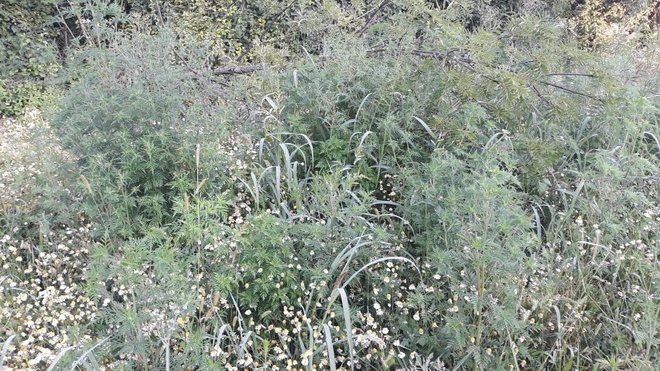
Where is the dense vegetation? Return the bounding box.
[1,0,658,369]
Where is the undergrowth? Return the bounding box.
[1,1,658,370]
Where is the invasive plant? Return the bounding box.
[399,148,537,369]
[50,28,231,238]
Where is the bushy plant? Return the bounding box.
[50,28,231,238]
[400,148,540,369]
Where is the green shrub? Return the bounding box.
[401,148,538,368]
[50,28,231,238]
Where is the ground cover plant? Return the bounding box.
[1,0,658,370]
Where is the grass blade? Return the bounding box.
[337,288,355,369]
[46,345,75,371]
[413,116,436,146]
[1,334,16,368]
[70,336,110,370]
[238,331,254,359]
[323,324,337,371]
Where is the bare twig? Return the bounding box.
[357,0,392,36]
[540,81,604,102]
[214,48,465,75]
[546,73,597,78]
[531,84,555,108]
[153,0,165,26]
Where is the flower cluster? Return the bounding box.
[0,110,76,216]
[0,230,97,370]
[219,130,258,227]
[1,111,98,370]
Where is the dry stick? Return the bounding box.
[54,3,76,48]
[170,49,235,104]
[452,57,501,85]
[546,73,597,77]
[447,54,603,102]
[153,0,165,26]
[173,48,228,87]
[425,50,603,101]
[531,84,555,108]
[213,64,268,75]
[411,48,461,59]
[539,80,604,102]
[262,0,298,35]
[356,0,392,36]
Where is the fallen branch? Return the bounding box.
[213,64,268,75]
[213,48,465,75]
[211,51,604,102]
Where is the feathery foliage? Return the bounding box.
[1,0,658,369]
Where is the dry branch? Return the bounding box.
[213,64,268,75]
